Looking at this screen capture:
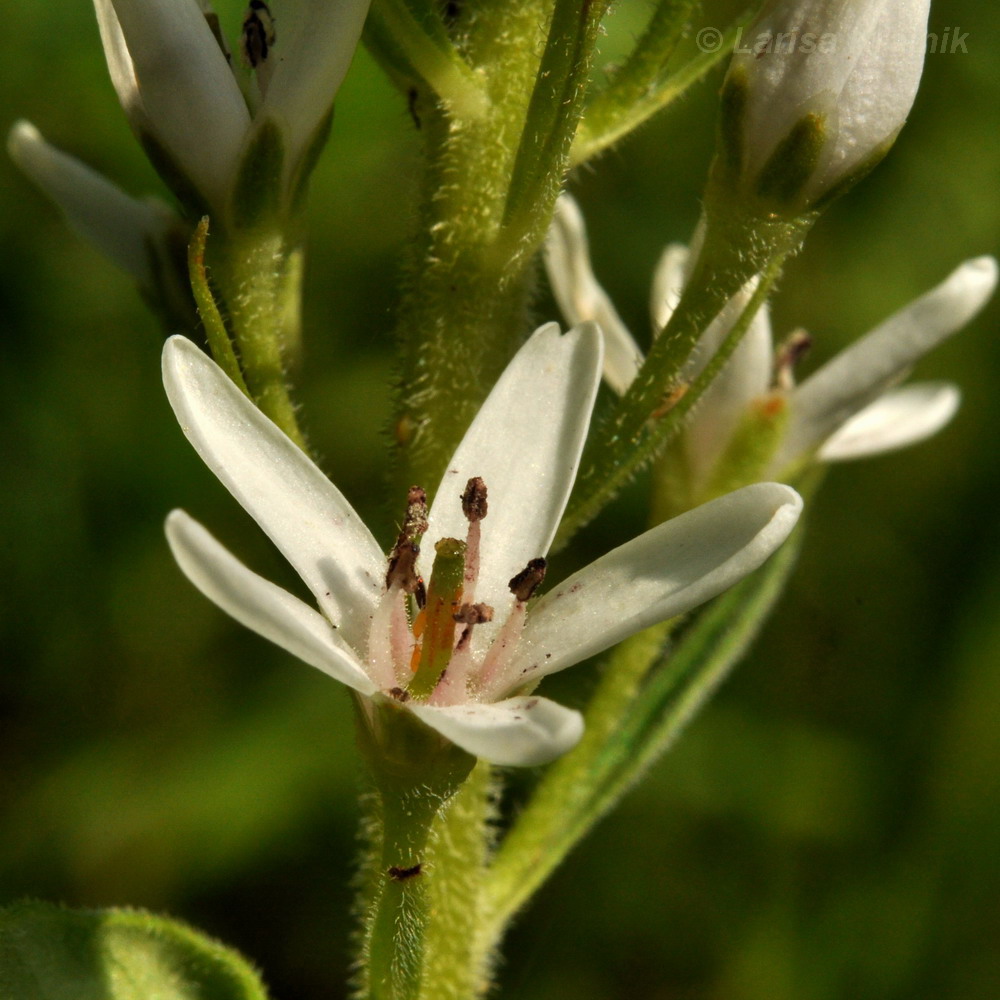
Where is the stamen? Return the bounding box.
[427,601,494,706]
[367,587,410,690]
[461,477,487,601]
[509,558,547,602]
[473,602,529,700]
[386,486,429,597]
[461,477,488,522]
[774,328,813,390]
[240,0,276,69]
[453,602,494,625]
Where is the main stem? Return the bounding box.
[355,701,480,1000]
[390,3,572,492]
[366,784,448,1000]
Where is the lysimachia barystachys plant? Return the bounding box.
[4,0,994,997]
[162,326,801,766]
[546,193,999,507]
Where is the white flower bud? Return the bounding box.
[720,0,931,210]
[91,0,372,222]
[7,120,180,290]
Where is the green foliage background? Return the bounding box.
[2,3,998,998]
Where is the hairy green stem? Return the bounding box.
[419,762,498,1000]
[556,204,812,547]
[391,2,610,492]
[483,528,802,946]
[354,701,477,1000]
[208,227,307,450]
[481,622,674,944]
[366,0,489,119]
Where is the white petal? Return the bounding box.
[775,256,997,468]
[649,243,688,332]
[683,299,775,489]
[424,323,603,620]
[809,0,930,201]
[509,483,802,687]
[261,0,372,169]
[109,0,250,210]
[8,121,172,287]
[162,336,385,650]
[93,0,148,130]
[166,510,376,695]
[410,697,583,767]
[818,382,960,462]
[545,195,643,393]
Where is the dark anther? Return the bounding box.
[775,328,813,388]
[453,602,494,625]
[241,0,276,68]
[509,558,547,602]
[403,486,429,537]
[461,477,488,522]
[388,864,422,881]
[385,540,421,595]
[388,687,410,703]
[386,487,429,592]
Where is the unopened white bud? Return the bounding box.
[719,0,931,211]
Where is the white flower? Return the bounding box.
[723,0,931,207]
[770,257,998,471]
[161,327,802,766]
[94,0,371,216]
[7,120,183,295]
[545,195,998,491]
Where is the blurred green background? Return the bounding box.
[2,2,998,998]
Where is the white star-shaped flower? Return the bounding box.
[162,326,801,766]
[546,194,997,493]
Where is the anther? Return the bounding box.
[403,486,430,536]
[453,602,494,625]
[509,558,547,602]
[775,328,813,390]
[461,477,488,522]
[241,0,276,68]
[386,486,429,595]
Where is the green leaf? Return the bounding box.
[483,528,803,938]
[0,902,270,1000]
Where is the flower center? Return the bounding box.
[372,479,545,704]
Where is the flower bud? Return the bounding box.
[718,0,931,212]
[7,120,194,325]
[92,0,371,224]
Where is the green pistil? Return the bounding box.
[408,538,467,700]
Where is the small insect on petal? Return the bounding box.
[241,0,276,69]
